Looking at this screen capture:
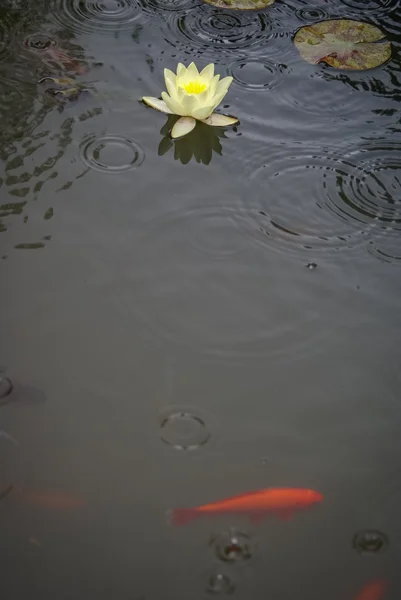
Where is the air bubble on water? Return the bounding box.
[211,529,253,563]
[206,572,235,595]
[353,530,388,554]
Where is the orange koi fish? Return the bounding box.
[172,487,323,526]
[354,580,387,600]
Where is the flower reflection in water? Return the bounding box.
[158,115,235,165]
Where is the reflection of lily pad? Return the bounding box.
[294,19,391,70]
[203,0,274,10]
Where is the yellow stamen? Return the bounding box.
[182,80,207,94]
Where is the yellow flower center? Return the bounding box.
[182,80,207,95]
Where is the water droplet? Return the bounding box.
[211,529,253,563]
[206,572,235,595]
[353,530,388,554]
[80,134,145,173]
[306,262,317,270]
[159,408,210,451]
[0,376,13,401]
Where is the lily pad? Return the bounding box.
[294,19,391,70]
[203,0,274,11]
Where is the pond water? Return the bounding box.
[1,0,401,598]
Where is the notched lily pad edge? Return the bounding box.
[202,0,275,11]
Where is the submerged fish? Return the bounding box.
[354,580,387,600]
[172,487,323,526]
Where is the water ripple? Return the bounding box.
[138,0,201,16]
[368,234,401,265]
[236,141,401,257]
[295,6,328,23]
[159,407,210,450]
[80,134,145,173]
[339,0,400,19]
[48,0,142,33]
[162,6,273,61]
[228,58,287,92]
[341,140,401,228]
[115,202,330,361]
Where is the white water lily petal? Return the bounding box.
[200,63,214,81]
[191,104,215,120]
[181,93,201,116]
[194,87,211,105]
[165,76,180,103]
[164,68,176,85]
[202,113,239,126]
[209,74,220,97]
[187,62,199,80]
[142,96,173,114]
[176,62,186,77]
[171,116,196,138]
[216,76,233,95]
[211,87,231,110]
[161,91,186,116]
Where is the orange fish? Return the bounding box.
[18,489,84,510]
[172,487,323,526]
[354,580,388,600]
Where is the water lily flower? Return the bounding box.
[142,62,238,139]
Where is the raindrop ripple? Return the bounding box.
[138,0,201,16]
[48,0,142,33]
[160,408,210,450]
[239,142,401,257]
[163,6,273,60]
[229,58,287,92]
[295,6,328,22]
[80,134,145,173]
[117,199,330,361]
[339,0,400,19]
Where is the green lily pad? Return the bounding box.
[294,19,391,70]
[203,0,274,10]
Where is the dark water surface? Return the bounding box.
[1,0,401,598]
